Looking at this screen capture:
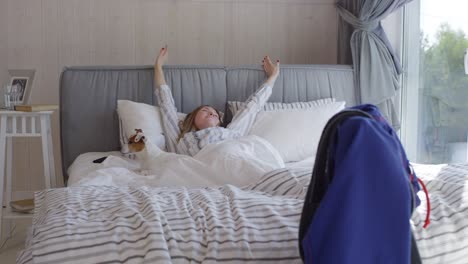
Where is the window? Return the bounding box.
[401,0,468,163]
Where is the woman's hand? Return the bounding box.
[262,56,280,86]
[154,45,168,87]
[155,45,168,69]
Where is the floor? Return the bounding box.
[0,219,31,264]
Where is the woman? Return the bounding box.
[154,45,280,156]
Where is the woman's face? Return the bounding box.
[194,106,220,130]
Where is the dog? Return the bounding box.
[127,129,146,153]
[93,129,147,163]
[127,128,165,176]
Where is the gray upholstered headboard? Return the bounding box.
[60,64,355,183]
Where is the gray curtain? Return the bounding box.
[336,0,413,129]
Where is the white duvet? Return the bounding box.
[69,135,285,188]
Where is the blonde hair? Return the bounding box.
[177,105,223,142]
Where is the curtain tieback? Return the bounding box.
[352,21,379,32]
[337,5,379,32]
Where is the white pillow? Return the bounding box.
[228,98,337,116]
[249,101,346,162]
[117,100,186,154]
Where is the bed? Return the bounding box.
[17,65,468,263]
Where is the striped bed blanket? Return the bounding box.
[18,164,468,263]
[17,168,310,264]
[411,163,468,264]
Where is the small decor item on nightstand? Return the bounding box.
[10,77,28,102]
[14,104,59,112]
[3,69,36,109]
[3,84,23,110]
[10,198,34,213]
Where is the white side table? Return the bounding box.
[0,110,56,242]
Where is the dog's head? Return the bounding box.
[128,129,146,153]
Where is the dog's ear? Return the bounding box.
[129,129,145,143]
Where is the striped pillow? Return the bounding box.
[228,98,337,116]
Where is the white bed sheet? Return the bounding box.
[67,151,142,185]
[69,135,285,188]
[68,151,315,187]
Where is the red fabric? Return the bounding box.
[417,178,431,228]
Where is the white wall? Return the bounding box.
[6,0,339,192]
[0,0,7,85]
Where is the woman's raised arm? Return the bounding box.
[228,56,280,135]
[153,46,181,153]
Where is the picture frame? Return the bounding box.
[9,77,29,104]
[7,69,35,105]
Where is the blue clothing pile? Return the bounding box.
[300,104,421,264]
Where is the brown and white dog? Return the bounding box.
[93,129,147,164]
[127,129,162,176]
[127,129,146,153]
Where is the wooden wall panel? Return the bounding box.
[134,1,173,64]
[0,0,8,202]
[0,0,8,86]
[171,2,226,64]
[225,1,337,64]
[5,0,339,194]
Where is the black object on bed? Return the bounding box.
[299,107,422,264]
[92,156,108,163]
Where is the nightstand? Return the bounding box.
[0,110,56,242]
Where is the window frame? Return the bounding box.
[399,0,422,161]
